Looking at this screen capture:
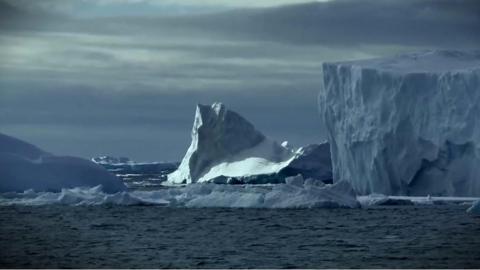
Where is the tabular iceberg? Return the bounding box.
[320,50,480,196]
[168,102,332,184]
[0,133,126,193]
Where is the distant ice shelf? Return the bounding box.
[320,50,480,196]
[91,155,179,175]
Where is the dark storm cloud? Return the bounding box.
[233,0,480,47]
[2,0,479,48]
[159,0,480,47]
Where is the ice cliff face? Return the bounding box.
[320,50,480,196]
[168,103,332,184]
[0,133,126,193]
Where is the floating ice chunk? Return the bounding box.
[0,182,359,208]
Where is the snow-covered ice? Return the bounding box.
[0,133,126,193]
[320,50,480,196]
[168,102,331,184]
[0,181,360,208]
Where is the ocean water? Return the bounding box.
[1,204,479,268]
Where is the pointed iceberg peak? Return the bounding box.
[191,102,266,153]
[195,102,225,121]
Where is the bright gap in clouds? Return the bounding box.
[8,0,331,17]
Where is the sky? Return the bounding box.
[0,0,479,161]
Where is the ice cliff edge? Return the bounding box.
[320,50,480,196]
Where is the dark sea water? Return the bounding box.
[1,205,479,268]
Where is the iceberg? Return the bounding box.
[0,133,126,193]
[320,50,480,196]
[167,102,332,184]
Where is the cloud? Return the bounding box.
[154,0,480,48]
[0,0,478,160]
[3,0,478,47]
[3,0,329,18]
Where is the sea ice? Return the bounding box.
[0,181,359,208]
